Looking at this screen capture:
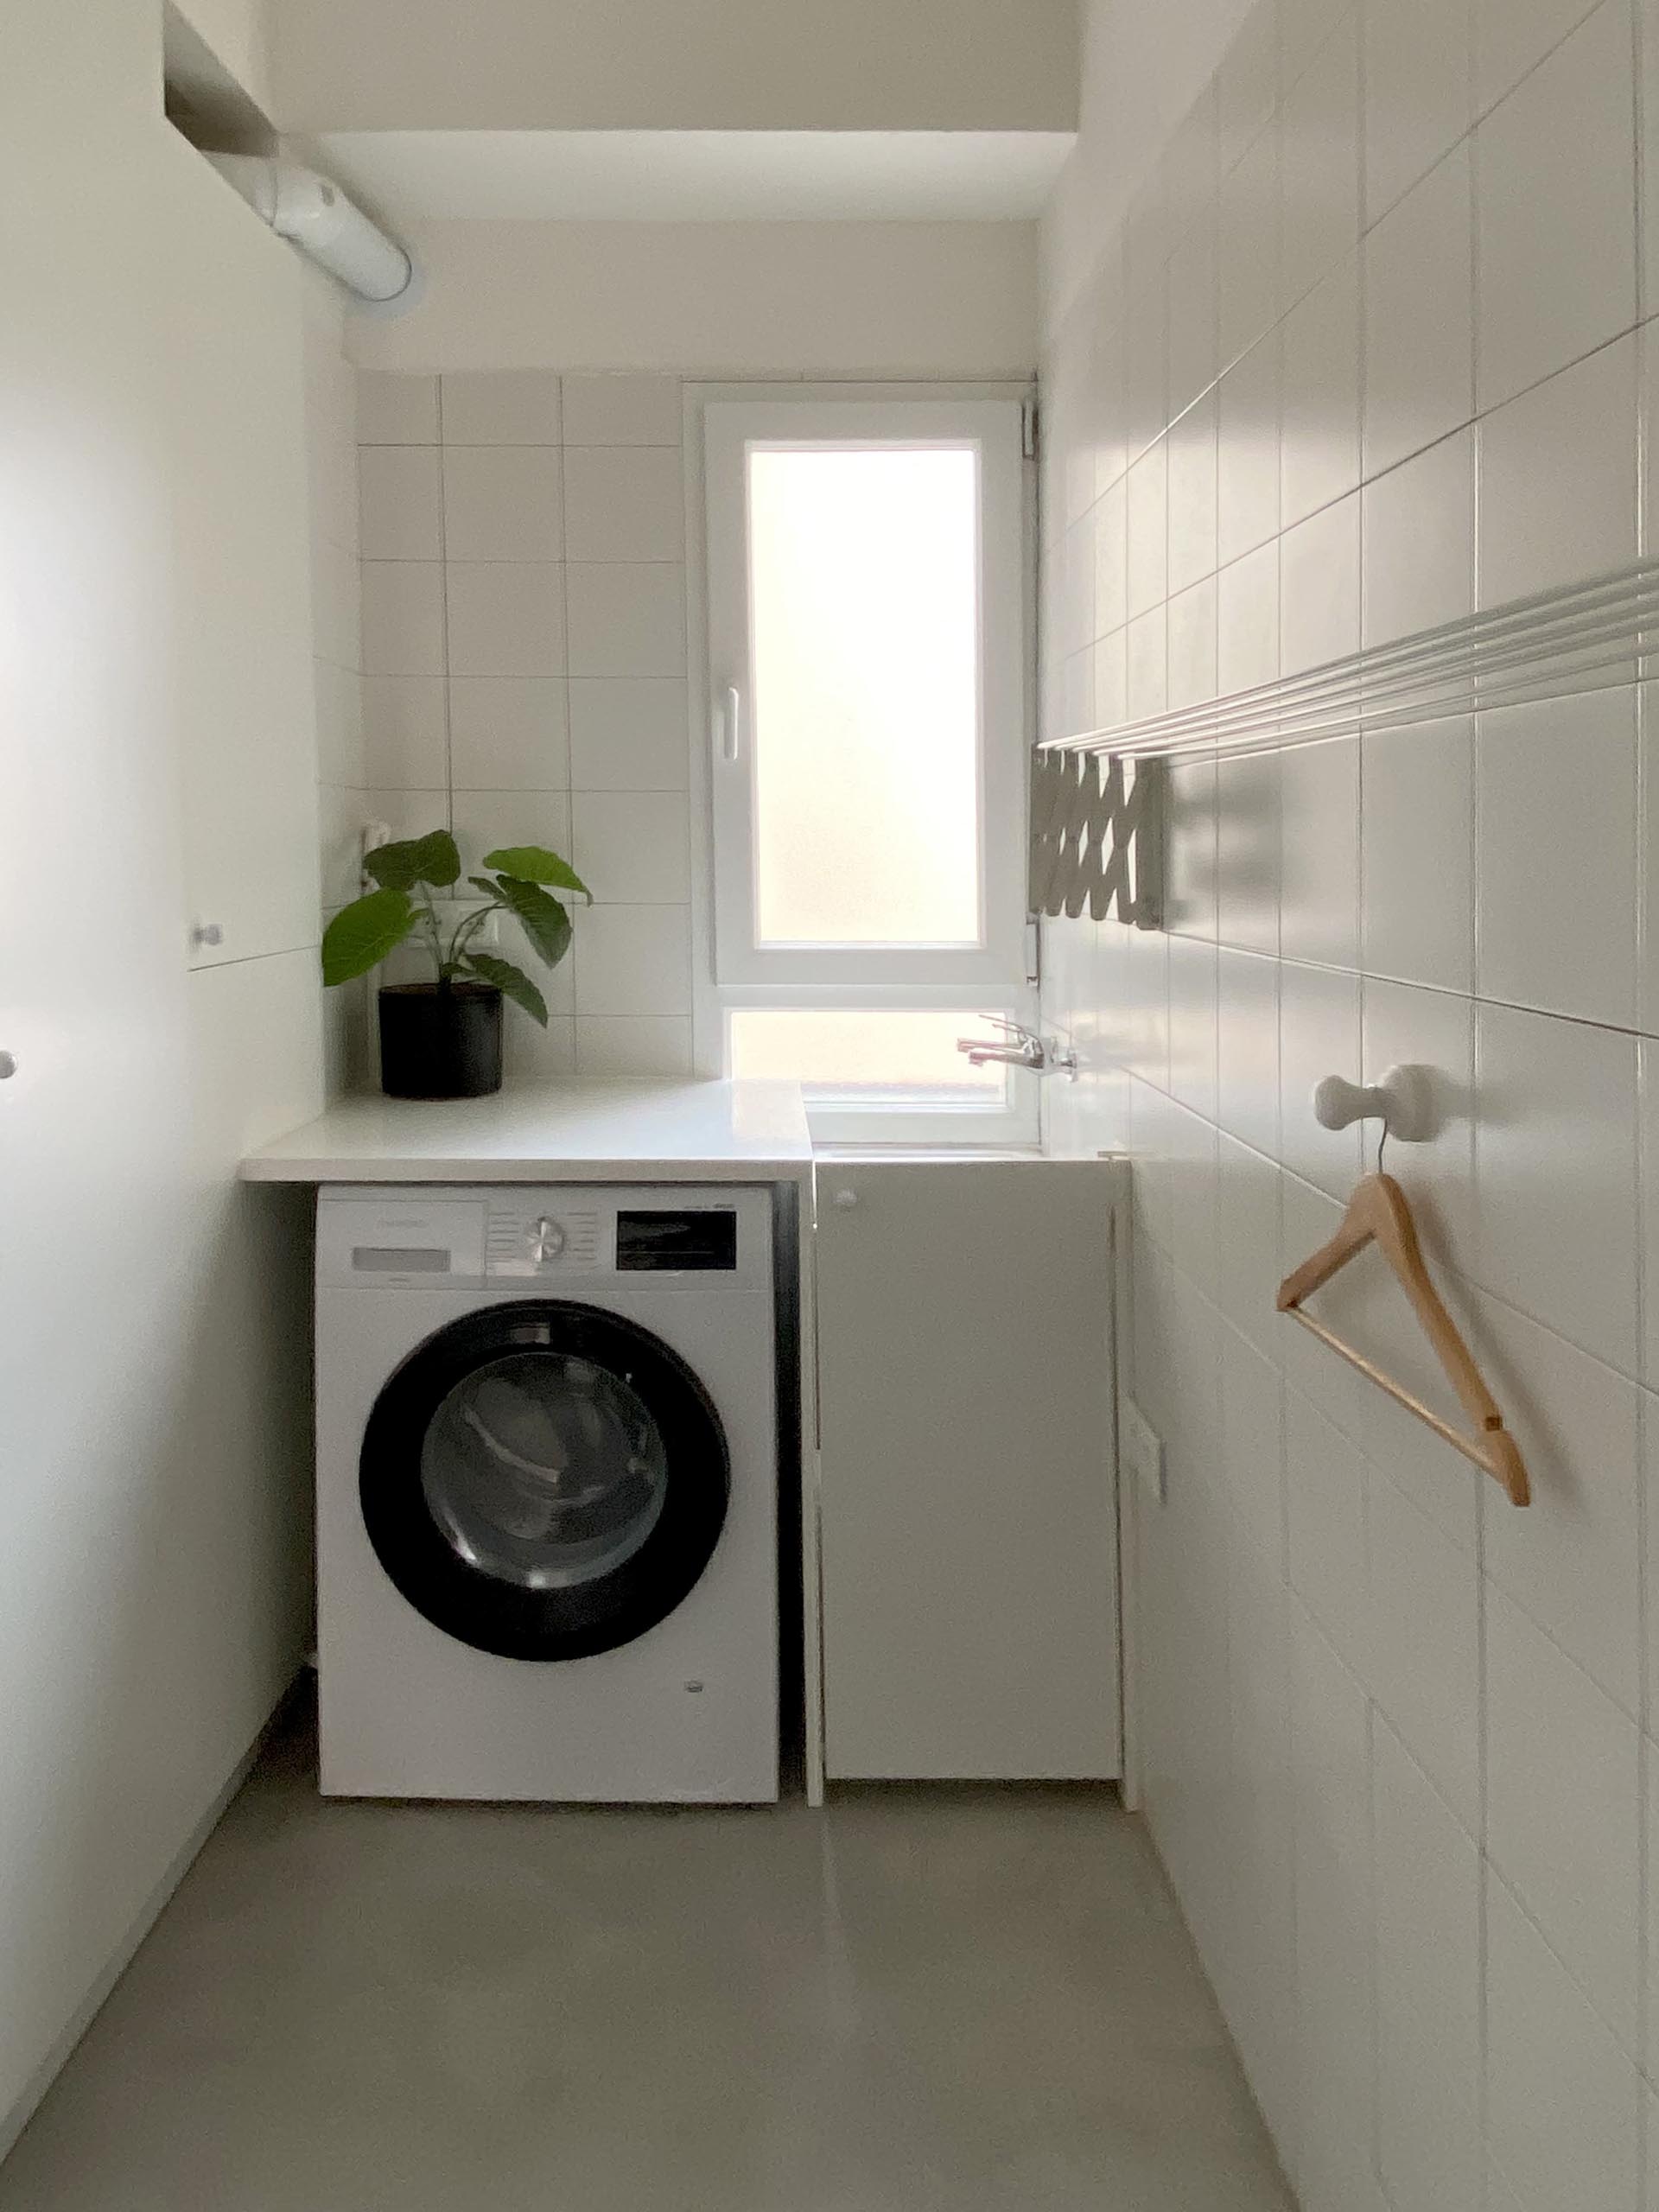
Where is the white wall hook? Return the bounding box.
[1313,1064,1435,1144]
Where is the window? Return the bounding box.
[699,393,1035,1141]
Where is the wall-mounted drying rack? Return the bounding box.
[1030,556,1659,927]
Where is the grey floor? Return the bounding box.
[1,1704,1292,2211]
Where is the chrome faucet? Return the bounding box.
[956,1017,1078,1077]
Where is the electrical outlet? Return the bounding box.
[1119,1395,1166,1507]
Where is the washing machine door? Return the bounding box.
[359,1300,730,1661]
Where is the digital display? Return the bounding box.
[353,1247,451,1273]
[614,1211,739,1272]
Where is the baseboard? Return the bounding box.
[0,1672,303,2167]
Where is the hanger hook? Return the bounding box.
[1376,1121,1390,1179]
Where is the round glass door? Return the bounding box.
[360,1302,729,1660]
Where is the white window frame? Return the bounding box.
[689,385,1039,1147]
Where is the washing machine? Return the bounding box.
[314,1183,779,1802]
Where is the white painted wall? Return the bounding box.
[270,0,1077,133]
[347,220,1039,378]
[0,0,324,2154]
[170,0,274,118]
[1040,0,1659,2205]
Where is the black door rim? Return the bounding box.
[359,1300,731,1662]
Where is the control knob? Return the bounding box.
[530,1216,565,1264]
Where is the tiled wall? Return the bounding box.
[1039,1,1659,2206]
[353,369,693,1085]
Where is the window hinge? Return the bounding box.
[1021,400,1039,460]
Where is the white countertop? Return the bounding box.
[240,1080,812,1185]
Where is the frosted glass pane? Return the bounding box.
[747,446,982,946]
[728,1011,1005,1103]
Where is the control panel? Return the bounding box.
[486,1201,601,1278]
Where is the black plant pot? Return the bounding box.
[378,982,503,1100]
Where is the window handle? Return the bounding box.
[721,684,742,766]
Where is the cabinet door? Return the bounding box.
[166,149,320,970]
[815,1159,1120,1780]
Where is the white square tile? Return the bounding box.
[1474,999,1640,1375]
[1281,961,1363,1196]
[442,446,563,562]
[448,677,570,791]
[563,446,685,564]
[1288,1601,1379,2212]
[565,564,686,680]
[450,791,573,880]
[1279,253,1360,527]
[1279,736,1359,969]
[445,563,566,679]
[573,904,691,1016]
[1060,512,1096,661]
[362,675,447,789]
[1475,0,1637,412]
[360,561,445,677]
[1363,429,1474,649]
[358,445,442,561]
[1363,147,1475,480]
[1476,689,1637,1027]
[570,790,690,905]
[1473,1288,1642,1708]
[1091,631,1128,729]
[1364,0,1473,222]
[1220,1322,1287,1554]
[1280,491,1359,676]
[1217,338,1281,565]
[560,374,682,447]
[1126,605,1169,718]
[1219,124,1282,366]
[1092,476,1128,639]
[1216,747,1281,952]
[1372,1718,1483,2212]
[1280,10,1361,308]
[357,371,437,445]
[1217,541,1280,696]
[1485,1869,1642,2212]
[1485,1582,1641,2050]
[1126,919,1171,1088]
[1167,207,1219,420]
[1475,0,1609,110]
[1285,1387,1371,1671]
[440,370,561,446]
[1367,1471,1480,1829]
[1361,715,1474,991]
[502,1012,576,1086]
[1167,1098,1222,1297]
[1167,389,1218,595]
[574,1015,693,1080]
[1167,575,1218,711]
[568,678,688,791]
[1217,1130,1284,1356]
[310,536,361,672]
[1477,334,1638,608]
[1126,441,1168,622]
[1217,0,1280,177]
[1218,948,1280,1155]
[1166,935,1219,1120]
[1123,282,1169,464]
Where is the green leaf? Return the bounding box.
[482,845,591,901]
[493,874,575,967]
[365,830,461,890]
[321,889,416,985]
[464,952,549,1027]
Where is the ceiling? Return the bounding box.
[307,130,1076,226]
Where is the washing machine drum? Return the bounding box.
[359,1301,730,1660]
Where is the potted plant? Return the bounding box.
[321,829,589,1099]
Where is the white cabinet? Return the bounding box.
[814,1157,1121,1781]
[164,145,321,970]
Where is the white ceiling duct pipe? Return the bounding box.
[207,154,418,312]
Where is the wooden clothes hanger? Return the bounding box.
[1277,1173,1530,1508]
